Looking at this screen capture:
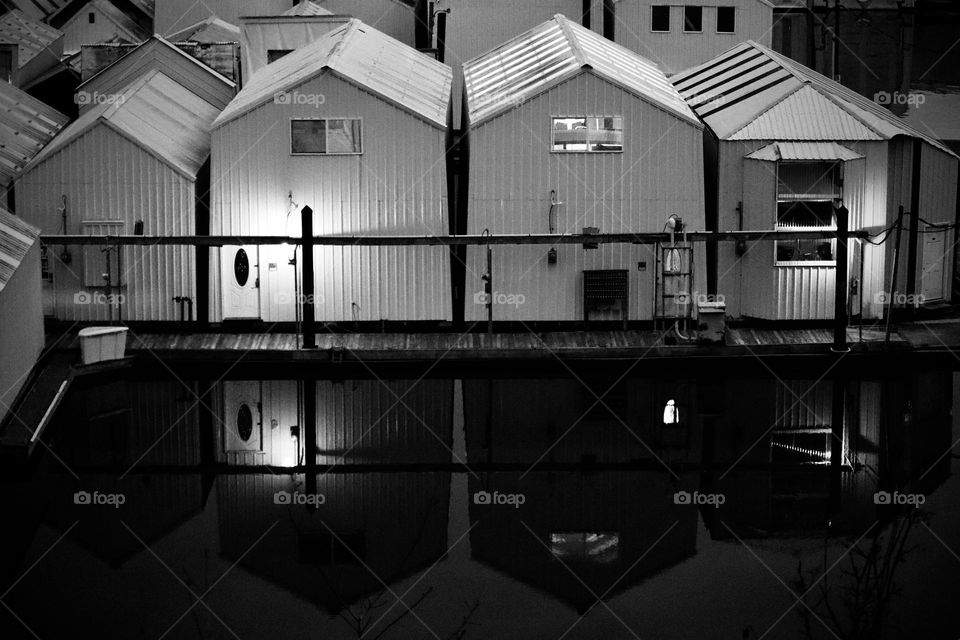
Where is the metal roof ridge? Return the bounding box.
[327,18,361,71]
[553,14,589,70]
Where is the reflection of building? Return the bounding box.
[217,472,449,613]
[463,377,701,465]
[42,380,206,566]
[216,379,454,466]
[469,471,698,612]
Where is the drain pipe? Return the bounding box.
[832,204,849,352]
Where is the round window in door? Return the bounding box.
[237,403,253,442]
[234,248,250,286]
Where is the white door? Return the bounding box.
[222,381,263,455]
[222,245,260,319]
[920,229,946,302]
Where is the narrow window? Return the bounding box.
[683,6,703,32]
[551,116,623,153]
[88,12,96,23]
[775,162,840,265]
[651,5,670,32]
[717,6,735,33]
[267,49,294,64]
[291,118,362,155]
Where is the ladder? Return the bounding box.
[655,242,693,331]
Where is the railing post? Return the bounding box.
[301,206,316,349]
[833,204,849,352]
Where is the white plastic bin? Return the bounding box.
[696,302,726,345]
[78,326,129,365]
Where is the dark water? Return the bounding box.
[1,366,958,639]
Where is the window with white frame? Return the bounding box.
[291,118,362,155]
[775,162,840,265]
[551,116,623,153]
[716,6,736,33]
[684,5,703,32]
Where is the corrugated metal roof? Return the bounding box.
[465,14,698,127]
[672,40,956,156]
[214,19,451,128]
[0,9,63,67]
[731,85,883,141]
[0,206,39,293]
[0,79,69,184]
[745,141,865,162]
[167,15,241,42]
[281,1,333,16]
[28,70,220,177]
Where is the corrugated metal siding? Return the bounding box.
[615,0,774,75]
[465,73,705,322]
[79,37,236,113]
[239,17,348,83]
[776,266,835,319]
[0,9,62,66]
[312,0,415,46]
[0,239,42,425]
[59,0,146,54]
[918,143,958,301]
[211,71,451,322]
[18,125,196,321]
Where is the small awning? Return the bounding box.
[745,142,865,162]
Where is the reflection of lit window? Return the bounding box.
[775,162,839,265]
[663,399,679,425]
[550,532,619,564]
[291,118,362,155]
[551,116,623,153]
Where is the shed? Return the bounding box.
[210,19,453,324]
[672,41,959,320]
[0,208,43,426]
[0,9,64,87]
[462,15,706,324]
[50,0,148,54]
[166,15,241,44]
[76,34,236,113]
[18,70,222,322]
[0,79,69,190]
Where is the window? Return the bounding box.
[551,116,623,153]
[88,11,96,23]
[716,6,735,33]
[684,6,703,32]
[267,49,293,64]
[651,5,671,32]
[291,118,362,155]
[0,45,14,83]
[775,162,840,265]
[551,532,619,564]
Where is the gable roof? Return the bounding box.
[166,15,241,42]
[0,206,40,293]
[672,40,956,156]
[0,9,63,67]
[59,0,147,51]
[214,19,451,128]
[77,34,235,108]
[464,14,699,128]
[27,70,220,178]
[0,79,69,185]
[281,1,333,16]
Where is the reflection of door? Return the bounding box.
[222,381,263,455]
[920,229,946,302]
[222,246,260,319]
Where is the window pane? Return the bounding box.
[776,201,836,262]
[550,532,619,564]
[717,6,735,33]
[326,119,362,153]
[684,6,702,32]
[552,117,622,152]
[552,117,589,151]
[588,116,623,152]
[651,5,670,31]
[267,49,293,63]
[291,120,325,154]
[778,162,839,199]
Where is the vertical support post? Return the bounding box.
[885,206,905,345]
[301,206,316,349]
[303,377,318,511]
[906,138,923,307]
[435,10,447,63]
[486,244,493,335]
[833,204,849,352]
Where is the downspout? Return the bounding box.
[906,138,922,305]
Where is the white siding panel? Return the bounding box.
[465,73,705,322]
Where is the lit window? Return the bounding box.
[651,5,670,32]
[775,162,840,265]
[684,6,703,32]
[550,532,619,564]
[717,6,735,33]
[551,116,623,153]
[291,118,362,155]
[267,49,293,63]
